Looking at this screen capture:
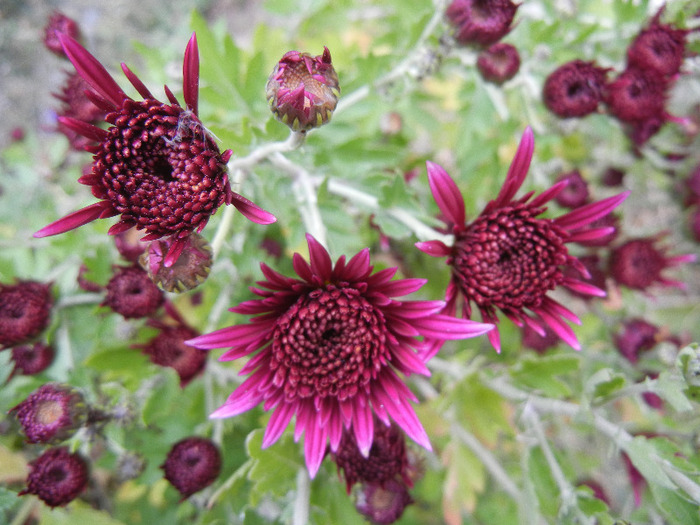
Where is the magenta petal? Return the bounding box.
[210,392,262,418]
[34,202,112,238]
[375,278,427,298]
[306,234,333,280]
[415,240,452,257]
[183,33,200,114]
[58,34,126,107]
[164,237,187,268]
[563,277,606,297]
[556,191,629,230]
[120,63,154,99]
[426,161,466,225]
[537,307,580,350]
[57,116,108,142]
[186,323,267,349]
[529,180,567,208]
[262,402,296,449]
[230,193,277,224]
[304,419,327,478]
[566,227,616,243]
[292,252,314,283]
[341,248,370,281]
[411,314,494,340]
[353,402,374,457]
[494,127,534,208]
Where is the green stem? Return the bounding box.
[10,498,36,525]
[293,468,311,525]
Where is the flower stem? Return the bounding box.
[10,499,36,525]
[293,468,311,525]
[227,130,306,173]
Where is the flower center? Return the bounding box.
[35,399,64,426]
[271,284,388,402]
[452,203,568,311]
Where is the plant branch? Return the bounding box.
[293,468,311,525]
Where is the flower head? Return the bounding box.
[19,447,89,507]
[102,265,164,319]
[627,9,688,78]
[446,0,519,47]
[543,60,609,118]
[34,33,275,267]
[266,47,340,132]
[187,235,492,477]
[605,67,667,124]
[0,280,53,349]
[554,170,589,209]
[613,318,661,364]
[43,11,81,57]
[355,479,413,525]
[139,233,213,292]
[476,43,520,84]
[416,127,629,352]
[10,383,87,444]
[161,437,221,500]
[608,236,696,291]
[10,342,55,378]
[54,72,106,150]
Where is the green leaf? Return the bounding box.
[648,483,700,525]
[623,437,676,492]
[39,501,128,525]
[245,428,302,505]
[586,368,627,402]
[655,370,694,412]
[511,354,580,397]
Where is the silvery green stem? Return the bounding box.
[293,468,311,525]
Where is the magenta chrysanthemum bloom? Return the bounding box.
[609,236,696,291]
[102,265,164,319]
[10,342,55,378]
[161,437,221,500]
[266,47,340,132]
[54,72,106,151]
[605,67,667,124]
[554,170,589,209]
[543,60,609,118]
[187,234,493,477]
[416,127,629,352]
[476,42,520,84]
[446,0,519,47]
[139,233,213,292]
[0,280,53,349]
[613,318,660,364]
[138,322,206,387]
[627,9,688,78]
[19,447,89,508]
[34,33,276,267]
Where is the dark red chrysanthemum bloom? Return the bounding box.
[0,280,53,349]
[19,447,89,508]
[416,127,629,352]
[10,383,87,444]
[605,67,668,124]
[627,9,688,78]
[138,322,205,387]
[333,421,411,493]
[521,323,560,354]
[608,236,695,291]
[355,479,413,525]
[34,33,275,267]
[139,233,212,292]
[613,318,660,364]
[43,11,81,57]
[543,60,609,118]
[554,170,589,209]
[446,0,519,47]
[266,47,340,132]
[476,42,520,84]
[161,437,221,500]
[187,235,493,477]
[10,343,55,378]
[102,265,164,319]
[54,72,106,150]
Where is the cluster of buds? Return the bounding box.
[446,0,522,84]
[544,7,691,148]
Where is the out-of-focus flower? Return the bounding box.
[521,323,560,354]
[332,421,412,493]
[690,208,700,243]
[19,447,89,507]
[43,11,81,57]
[161,437,221,500]
[10,384,87,444]
[9,343,55,378]
[543,60,609,118]
[476,42,520,84]
[114,228,149,263]
[416,127,629,352]
[266,47,340,132]
[554,170,589,209]
[187,234,493,477]
[608,236,696,291]
[355,479,413,525]
[0,280,53,350]
[102,265,164,319]
[605,67,667,124]
[601,167,625,187]
[54,72,106,150]
[613,318,660,364]
[562,254,608,298]
[34,33,275,267]
[139,233,212,293]
[627,8,688,78]
[446,0,519,47]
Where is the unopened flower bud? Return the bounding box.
[355,479,413,525]
[266,47,340,132]
[10,342,55,378]
[103,265,164,319]
[139,234,213,293]
[19,447,89,507]
[476,43,520,84]
[161,437,221,500]
[543,60,609,118]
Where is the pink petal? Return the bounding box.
[536,307,580,350]
[34,202,113,238]
[383,300,445,318]
[493,127,534,208]
[186,323,268,349]
[340,248,370,281]
[120,63,154,99]
[426,161,465,225]
[529,180,567,208]
[306,234,333,280]
[210,390,262,419]
[374,278,427,298]
[411,314,494,340]
[164,237,187,268]
[292,252,314,283]
[566,227,616,243]
[352,401,374,457]
[58,33,126,107]
[555,191,629,230]
[304,421,328,479]
[230,193,277,224]
[262,402,296,448]
[183,33,200,114]
[57,116,108,142]
[415,240,452,257]
[563,277,606,297]
[391,346,430,376]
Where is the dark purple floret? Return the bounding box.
[605,67,668,124]
[476,42,520,84]
[102,265,164,319]
[161,437,221,500]
[543,60,609,118]
[0,280,53,349]
[446,0,519,47]
[19,447,89,507]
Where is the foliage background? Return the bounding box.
[1,0,700,524]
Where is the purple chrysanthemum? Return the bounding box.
[543,60,609,118]
[627,9,688,78]
[446,0,519,47]
[476,42,521,84]
[19,447,89,508]
[43,11,81,57]
[0,280,53,350]
[187,234,493,477]
[161,437,221,500]
[416,127,629,352]
[138,321,206,387]
[10,342,55,378]
[102,265,164,319]
[34,33,275,267]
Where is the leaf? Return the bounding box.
[623,437,676,492]
[452,374,511,445]
[442,441,486,525]
[585,368,626,402]
[654,370,694,412]
[648,483,700,525]
[510,354,580,397]
[245,428,302,506]
[39,500,128,525]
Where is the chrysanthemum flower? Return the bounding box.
[161,437,221,500]
[554,170,589,209]
[613,318,660,364]
[543,60,609,118]
[34,33,276,267]
[102,265,164,319]
[416,127,629,352]
[9,342,55,378]
[476,42,520,84]
[627,8,688,78]
[43,11,81,57]
[19,447,89,508]
[446,0,519,47]
[187,234,493,477]
[605,67,668,124]
[0,280,53,349]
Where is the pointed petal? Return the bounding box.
[426,161,465,225]
[183,33,199,114]
[563,277,606,297]
[352,401,374,457]
[293,252,314,282]
[415,240,452,257]
[529,180,567,208]
[391,346,430,376]
[411,314,494,340]
[121,63,154,99]
[304,418,327,478]
[493,127,534,207]
[555,191,629,230]
[57,116,108,142]
[58,33,126,106]
[306,234,333,280]
[536,306,580,350]
[566,227,616,243]
[230,193,277,224]
[186,323,268,350]
[262,402,296,448]
[164,237,187,268]
[374,278,426,298]
[341,248,370,281]
[34,202,112,238]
